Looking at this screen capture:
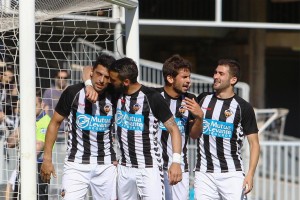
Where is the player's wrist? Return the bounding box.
[84,79,93,87]
[172,153,181,164]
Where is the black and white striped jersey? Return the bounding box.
[155,87,195,172]
[55,83,116,164]
[115,85,173,168]
[195,92,258,173]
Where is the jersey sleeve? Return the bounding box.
[55,84,82,117]
[147,89,173,123]
[240,100,259,135]
[196,92,210,104]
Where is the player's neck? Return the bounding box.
[164,85,180,98]
[215,88,235,99]
[126,82,141,95]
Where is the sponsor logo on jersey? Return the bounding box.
[159,117,187,135]
[224,109,233,118]
[116,109,144,131]
[76,112,112,132]
[203,118,233,138]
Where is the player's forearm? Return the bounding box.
[169,128,182,154]
[247,139,260,176]
[43,122,59,161]
[82,66,92,82]
[189,117,203,139]
[164,117,182,154]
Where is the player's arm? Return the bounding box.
[163,116,182,185]
[40,112,64,183]
[183,97,204,139]
[243,133,260,194]
[82,65,98,103]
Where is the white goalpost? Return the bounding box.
[0,0,139,199]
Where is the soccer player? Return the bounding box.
[110,57,182,199]
[40,54,117,200]
[157,55,203,200]
[191,59,260,200]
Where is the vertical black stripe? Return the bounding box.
[161,92,170,169]
[204,97,217,172]
[231,105,242,171]
[108,94,117,162]
[97,95,106,164]
[128,96,138,166]
[68,96,79,162]
[183,133,189,171]
[217,99,230,172]
[142,95,153,167]
[195,138,201,170]
[161,130,169,169]
[82,99,92,164]
[118,98,126,165]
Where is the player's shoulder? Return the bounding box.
[63,83,84,96]
[141,85,161,95]
[196,92,212,102]
[141,85,165,102]
[151,87,163,93]
[184,92,197,99]
[233,94,253,109]
[65,83,84,91]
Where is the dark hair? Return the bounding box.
[162,54,191,82]
[218,59,241,84]
[93,53,116,70]
[109,57,138,83]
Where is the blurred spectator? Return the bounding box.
[6,90,51,200]
[42,69,69,134]
[43,69,69,117]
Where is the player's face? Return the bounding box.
[172,68,191,94]
[213,65,232,91]
[55,71,68,90]
[91,64,110,93]
[109,71,125,92]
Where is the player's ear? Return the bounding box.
[166,75,174,84]
[230,76,237,85]
[123,79,130,86]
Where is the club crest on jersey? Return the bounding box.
[104,104,111,113]
[133,103,141,112]
[179,105,186,115]
[224,109,233,118]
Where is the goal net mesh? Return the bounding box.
[0,0,123,199]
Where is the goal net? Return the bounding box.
[0,0,135,199]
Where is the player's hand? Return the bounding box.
[85,85,98,103]
[40,160,56,183]
[168,163,182,185]
[243,174,254,194]
[183,97,203,120]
